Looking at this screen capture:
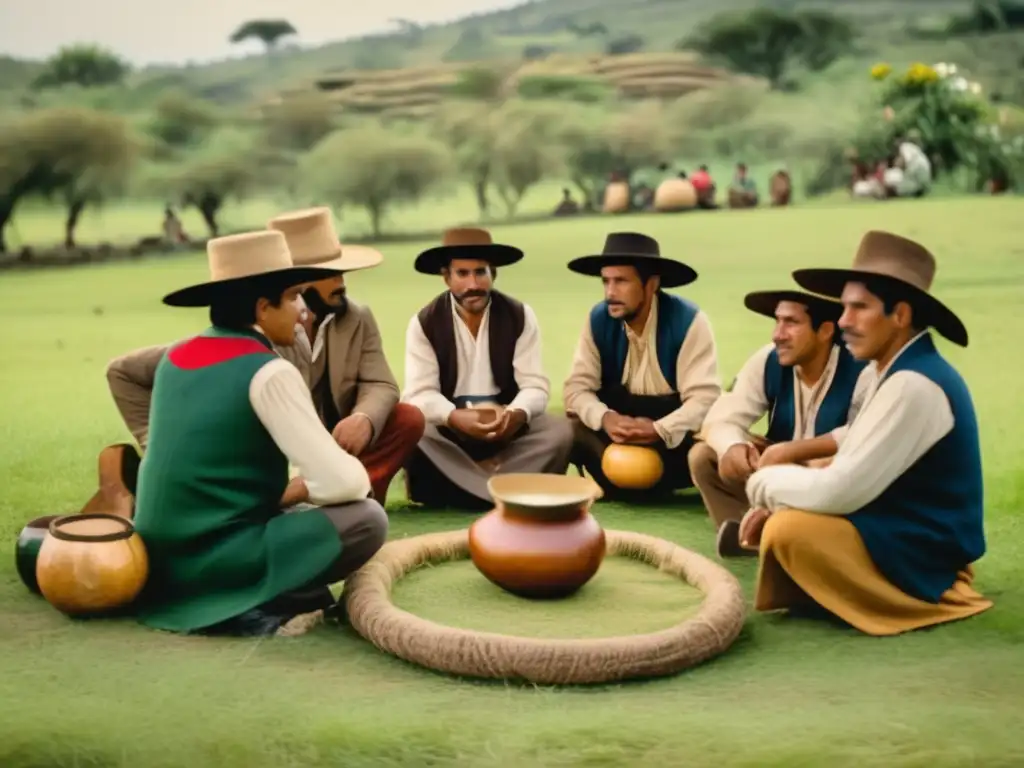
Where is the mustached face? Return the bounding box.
[303,275,348,319]
[770,300,833,366]
[443,258,494,315]
[600,264,656,322]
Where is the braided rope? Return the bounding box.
[342,528,746,685]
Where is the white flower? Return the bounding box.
[935,62,949,77]
[969,81,982,95]
[948,63,958,75]
[952,76,968,91]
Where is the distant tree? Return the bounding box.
[262,92,336,152]
[147,89,220,149]
[31,44,129,90]
[679,8,856,89]
[605,34,645,55]
[0,108,137,252]
[446,66,507,101]
[489,102,566,216]
[443,25,491,62]
[390,18,425,47]
[230,19,297,53]
[301,128,453,238]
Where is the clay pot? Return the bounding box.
[654,178,698,211]
[36,513,149,617]
[601,444,664,490]
[14,514,60,594]
[469,473,606,599]
[602,181,630,213]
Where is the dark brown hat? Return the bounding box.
[743,289,844,325]
[566,232,698,288]
[414,227,523,275]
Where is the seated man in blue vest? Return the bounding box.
[740,230,992,635]
[563,232,722,499]
[689,288,871,558]
[401,227,574,510]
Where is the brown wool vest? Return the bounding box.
[417,290,526,406]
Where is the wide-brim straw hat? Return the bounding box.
[161,230,342,308]
[743,289,844,325]
[566,232,698,288]
[414,227,523,275]
[267,206,383,273]
[792,230,967,347]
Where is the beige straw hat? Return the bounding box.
[267,207,383,273]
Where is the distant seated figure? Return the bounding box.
[690,164,717,209]
[553,188,580,217]
[883,135,932,198]
[769,170,792,206]
[728,163,758,208]
[162,206,189,245]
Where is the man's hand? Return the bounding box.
[719,442,760,484]
[622,416,660,445]
[478,408,527,442]
[446,408,493,441]
[757,442,797,469]
[602,411,636,443]
[280,477,309,508]
[332,414,373,456]
[738,507,771,550]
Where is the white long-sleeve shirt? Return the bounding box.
[703,343,873,459]
[400,298,550,425]
[746,331,953,515]
[249,358,371,505]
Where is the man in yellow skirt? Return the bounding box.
[739,230,993,636]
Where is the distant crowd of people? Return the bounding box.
[849,132,933,201]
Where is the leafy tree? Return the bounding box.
[229,19,297,53]
[301,127,453,238]
[489,102,566,217]
[262,92,336,152]
[147,89,220,149]
[31,44,129,90]
[679,9,856,89]
[0,108,137,252]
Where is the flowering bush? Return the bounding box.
[867,61,1021,190]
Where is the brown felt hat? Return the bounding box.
[567,232,698,288]
[414,227,523,275]
[161,230,341,308]
[792,230,967,347]
[743,289,844,325]
[267,207,383,274]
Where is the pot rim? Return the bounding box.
[48,513,135,543]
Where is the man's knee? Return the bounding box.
[687,441,718,485]
[332,498,389,556]
[541,413,576,452]
[761,509,812,554]
[391,403,426,443]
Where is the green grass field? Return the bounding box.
[2,196,1023,767]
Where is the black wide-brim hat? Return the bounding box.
[566,232,698,288]
[791,230,968,347]
[161,230,343,308]
[414,227,523,275]
[744,289,844,325]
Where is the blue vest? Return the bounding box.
[763,345,866,442]
[846,333,986,603]
[590,291,699,392]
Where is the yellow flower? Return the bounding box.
[903,62,939,85]
[871,63,892,80]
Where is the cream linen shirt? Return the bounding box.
[562,293,722,449]
[400,297,550,425]
[703,343,874,459]
[746,331,954,515]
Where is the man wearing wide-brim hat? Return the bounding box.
[130,230,389,636]
[267,207,425,506]
[105,208,424,508]
[690,288,871,558]
[562,231,722,498]
[740,230,992,636]
[400,227,574,509]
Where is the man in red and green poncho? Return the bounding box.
[131,229,388,636]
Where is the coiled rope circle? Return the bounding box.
[342,528,747,685]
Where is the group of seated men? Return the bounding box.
[92,206,992,640]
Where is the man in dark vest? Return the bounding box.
[689,288,870,558]
[563,232,722,498]
[401,227,574,509]
[741,230,992,635]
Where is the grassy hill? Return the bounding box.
[5,0,1020,115]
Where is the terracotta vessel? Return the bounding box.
[469,473,606,599]
[36,513,149,617]
[602,444,664,490]
[15,514,60,594]
[654,178,698,211]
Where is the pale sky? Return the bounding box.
[0,0,520,65]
